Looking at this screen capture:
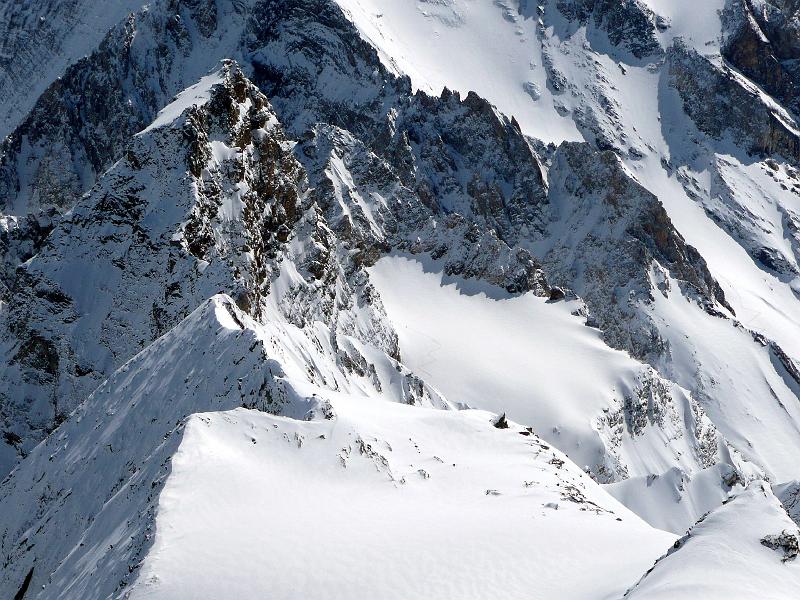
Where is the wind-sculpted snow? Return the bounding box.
[0,296,311,599]
[3,0,800,594]
[370,256,727,519]
[625,482,800,598]
[126,399,674,600]
[0,289,675,599]
[0,281,463,599]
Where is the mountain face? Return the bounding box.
[2,0,800,598]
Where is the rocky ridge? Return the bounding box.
[2,0,800,595]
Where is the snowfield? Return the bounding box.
[370,256,708,489]
[0,294,673,600]
[129,401,673,600]
[626,483,800,598]
[2,0,800,597]
[334,0,583,143]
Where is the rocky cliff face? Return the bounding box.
[542,142,732,360]
[0,0,143,138]
[1,64,310,465]
[722,0,800,115]
[3,0,800,595]
[0,57,551,470]
[668,38,800,161]
[555,0,666,60]
[0,0,246,216]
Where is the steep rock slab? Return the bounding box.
[667,38,800,161]
[0,0,143,138]
[0,64,307,469]
[542,141,731,360]
[722,0,800,116]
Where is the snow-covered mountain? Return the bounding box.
[2,0,800,598]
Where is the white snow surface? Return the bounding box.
[129,400,673,600]
[0,293,674,600]
[0,296,308,600]
[369,254,724,515]
[626,482,800,599]
[138,71,224,135]
[335,0,582,143]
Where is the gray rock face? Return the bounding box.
[248,0,408,141]
[776,480,800,526]
[0,0,236,215]
[722,0,800,115]
[0,208,57,295]
[667,38,800,161]
[555,0,665,60]
[299,122,549,296]
[542,142,730,360]
[0,64,332,466]
[761,530,800,561]
[387,89,549,248]
[0,0,143,138]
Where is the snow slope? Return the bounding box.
[341,0,800,488]
[0,285,442,599]
[0,296,312,600]
[129,400,674,600]
[626,482,800,598]
[0,289,676,600]
[368,254,735,530]
[335,0,581,143]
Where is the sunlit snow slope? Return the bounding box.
[626,482,800,599]
[129,401,672,600]
[3,0,800,597]
[339,0,800,502]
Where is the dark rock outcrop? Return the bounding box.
[556,0,665,60]
[667,38,800,161]
[722,0,800,115]
[544,142,731,359]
